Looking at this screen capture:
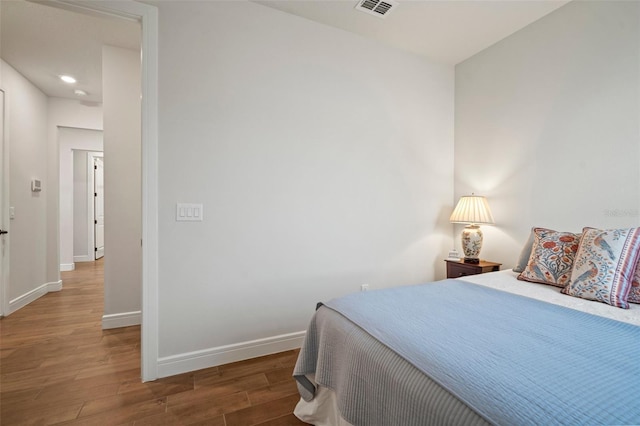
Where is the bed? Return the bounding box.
[292,269,640,426]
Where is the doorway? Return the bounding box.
[51,0,160,382]
[62,128,103,269]
[0,0,159,381]
[70,146,104,265]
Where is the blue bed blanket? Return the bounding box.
[324,279,640,425]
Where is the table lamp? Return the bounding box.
[449,194,494,264]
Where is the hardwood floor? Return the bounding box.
[0,259,307,425]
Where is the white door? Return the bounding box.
[94,157,104,259]
[0,89,7,316]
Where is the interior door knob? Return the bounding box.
[0,230,8,235]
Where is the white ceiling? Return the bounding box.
[0,0,569,103]
[0,0,141,103]
[256,0,570,65]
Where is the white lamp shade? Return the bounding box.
[449,195,495,225]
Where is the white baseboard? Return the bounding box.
[157,331,306,379]
[60,263,75,271]
[8,280,63,315]
[48,280,63,292]
[73,255,93,263]
[102,311,142,329]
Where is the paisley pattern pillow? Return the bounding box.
[517,227,581,287]
[562,227,640,309]
[622,257,640,304]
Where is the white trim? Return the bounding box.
[49,0,159,381]
[157,331,306,379]
[102,310,142,329]
[73,255,92,263]
[8,280,62,315]
[138,1,160,383]
[48,280,63,292]
[0,88,9,317]
[60,263,75,271]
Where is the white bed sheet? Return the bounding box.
[294,375,354,426]
[460,269,640,326]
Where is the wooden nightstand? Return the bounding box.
[445,259,502,279]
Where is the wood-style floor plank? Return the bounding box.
[0,259,307,425]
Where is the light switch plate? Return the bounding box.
[31,179,42,192]
[176,203,203,221]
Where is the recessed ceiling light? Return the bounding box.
[74,89,88,96]
[60,75,77,84]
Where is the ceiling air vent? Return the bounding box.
[355,0,399,18]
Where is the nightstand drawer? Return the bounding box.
[445,259,501,279]
[447,262,477,278]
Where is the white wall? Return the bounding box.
[455,1,640,268]
[153,1,454,376]
[1,60,53,312]
[102,45,142,328]
[59,127,103,270]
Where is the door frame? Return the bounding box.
[87,151,104,260]
[50,0,159,382]
[0,88,9,318]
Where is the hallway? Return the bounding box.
[0,260,303,425]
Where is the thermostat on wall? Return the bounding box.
[31,179,42,192]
